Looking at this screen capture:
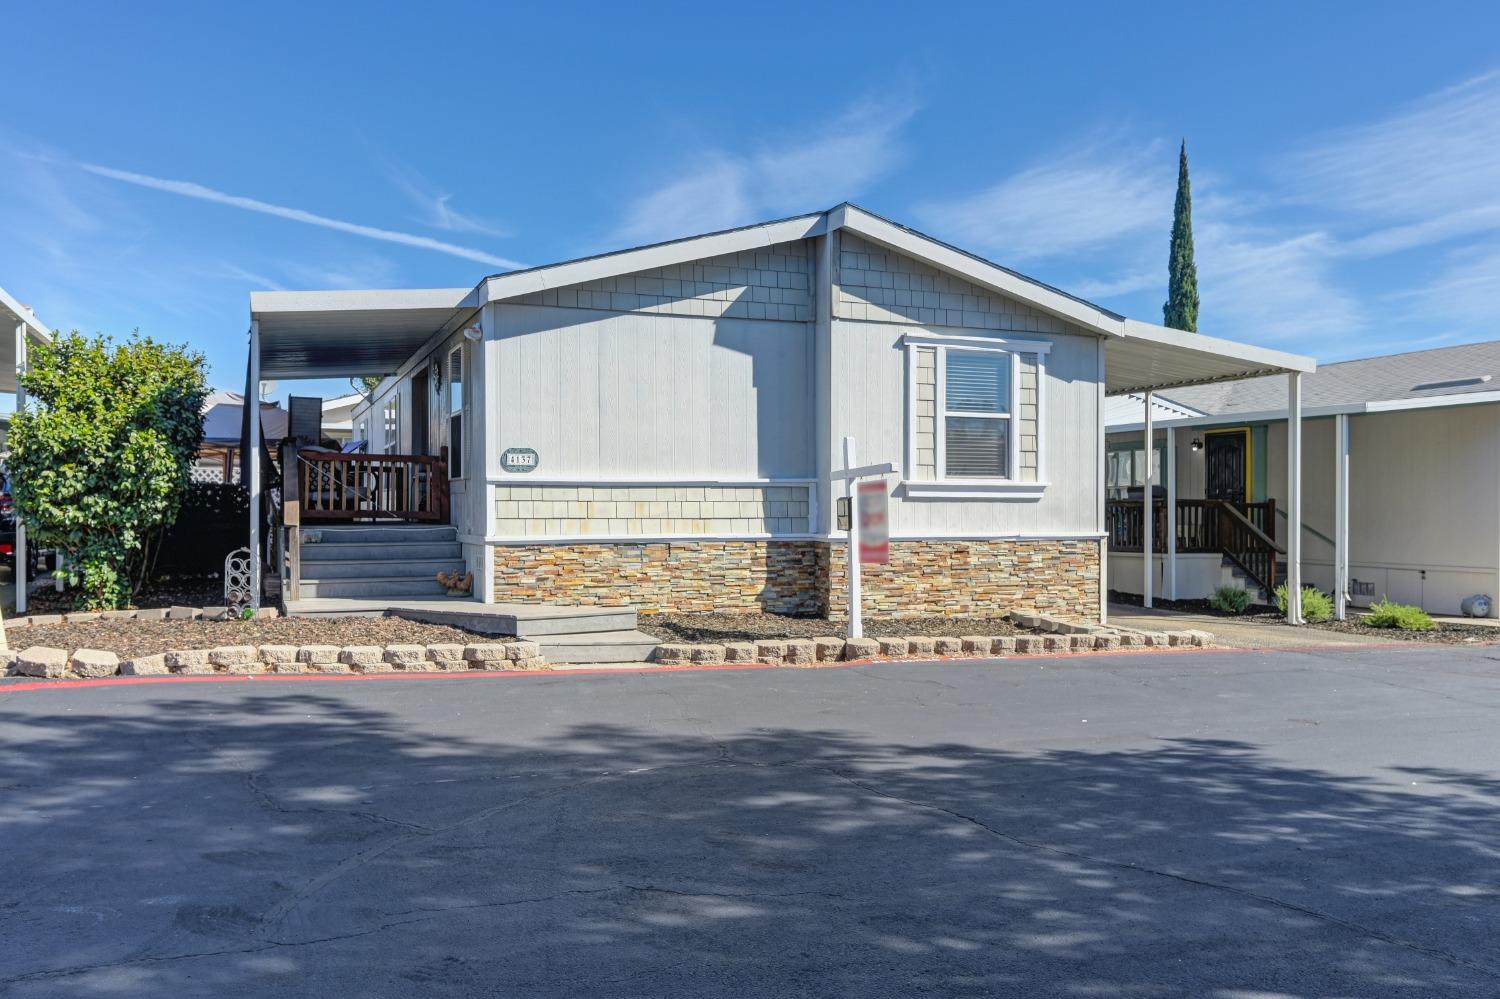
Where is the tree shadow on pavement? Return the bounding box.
[1,685,1497,998]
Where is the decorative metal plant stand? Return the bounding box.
[224,547,254,615]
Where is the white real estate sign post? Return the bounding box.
[835,436,898,640]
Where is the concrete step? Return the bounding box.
[386,604,638,637]
[511,607,638,637]
[537,629,660,664]
[297,576,450,599]
[304,524,458,545]
[302,558,459,580]
[302,541,463,562]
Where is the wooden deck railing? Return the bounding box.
[1107,497,1282,593]
[294,448,450,522]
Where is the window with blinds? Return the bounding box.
[943,350,1011,478]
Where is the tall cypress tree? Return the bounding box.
[1163,140,1199,332]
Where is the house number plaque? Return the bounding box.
[501,447,539,473]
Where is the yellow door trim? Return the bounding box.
[1203,427,1252,502]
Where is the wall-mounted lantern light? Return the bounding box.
[1190,437,1204,452]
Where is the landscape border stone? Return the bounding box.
[2,624,1215,681]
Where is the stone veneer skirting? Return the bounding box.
[492,541,824,615]
[491,538,1101,621]
[819,538,1100,622]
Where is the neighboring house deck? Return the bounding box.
[1,284,54,614]
[1106,340,1500,617]
[242,204,1317,627]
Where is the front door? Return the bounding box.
[410,368,430,455]
[1205,431,1247,501]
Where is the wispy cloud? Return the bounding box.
[1281,71,1500,254]
[382,159,512,237]
[917,135,1173,263]
[76,161,527,270]
[614,95,918,244]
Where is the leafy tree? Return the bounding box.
[1162,140,1199,332]
[8,332,209,608]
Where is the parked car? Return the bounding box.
[0,472,53,577]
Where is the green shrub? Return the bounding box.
[8,331,208,608]
[1364,598,1436,631]
[1274,583,1334,623]
[1209,584,1253,615]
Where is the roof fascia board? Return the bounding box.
[1118,319,1317,375]
[1108,405,1356,432]
[249,288,471,315]
[833,206,1126,338]
[1363,389,1500,414]
[1107,386,1500,432]
[482,214,828,305]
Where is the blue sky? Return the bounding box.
[4,1,1500,400]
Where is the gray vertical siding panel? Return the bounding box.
[491,303,812,480]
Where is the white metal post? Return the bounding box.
[1166,425,1177,602]
[1286,372,1303,624]
[1142,391,1154,609]
[13,322,26,615]
[843,436,862,640]
[1334,412,1350,620]
[248,321,262,611]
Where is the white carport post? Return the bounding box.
[13,321,26,615]
[1333,412,1350,620]
[1141,391,1154,609]
[1285,372,1303,624]
[1166,425,1177,601]
[247,320,261,611]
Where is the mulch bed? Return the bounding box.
[24,574,226,615]
[1108,590,1497,645]
[9,616,505,660]
[1292,616,1497,644]
[640,612,1023,644]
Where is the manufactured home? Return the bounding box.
[244,205,1315,623]
[1106,340,1500,618]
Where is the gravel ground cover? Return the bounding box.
[9,616,503,659]
[641,612,1024,643]
[1108,590,1496,644]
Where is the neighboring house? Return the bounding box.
[1105,340,1500,617]
[196,391,288,483]
[320,392,364,444]
[1,284,56,613]
[245,204,1313,620]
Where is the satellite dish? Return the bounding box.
[259,380,278,401]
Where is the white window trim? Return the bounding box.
[447,343,466,480]
[382,396,400,454]
[902,333,1048,498]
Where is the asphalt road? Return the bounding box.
[3,645,1499,997]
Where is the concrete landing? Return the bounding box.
[283,597,657,661]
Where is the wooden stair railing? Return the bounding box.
[1216,500,1284,595]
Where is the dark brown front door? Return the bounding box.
[410,368,429,455]
[1205,431,1247,501]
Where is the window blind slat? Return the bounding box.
[945,352,1009,414]
[945,417,1009,478]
